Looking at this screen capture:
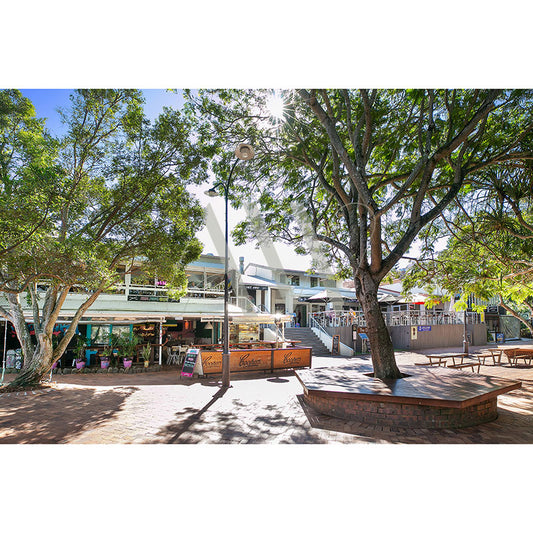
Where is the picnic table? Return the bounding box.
[425,353,468,366]
[502,347,533,367]
[419,353,480,373]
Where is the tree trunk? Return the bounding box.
[357,271,403,380]
[6,293,35,368]
[3,285,103,389]
[8,334,55,387]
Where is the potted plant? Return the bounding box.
[117,332,140,368]
[141,343,151,368]
[100,347,112,369]
[74,335,87,369]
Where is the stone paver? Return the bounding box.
[1,344,533,444]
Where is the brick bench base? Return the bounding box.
[302,390,498,429]
[296,364,521,430]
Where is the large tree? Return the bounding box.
[188,89,533,379]
[0,89,204,387]
[404,161,533,335]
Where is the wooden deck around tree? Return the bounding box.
[295,363,521,410]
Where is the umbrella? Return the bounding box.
[378,293,400,304]
[308,289,343,302]
[399,293,429,305]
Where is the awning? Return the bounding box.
[240,274,276,289]
[200,313,292,324]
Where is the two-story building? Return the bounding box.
[241,261,356,327]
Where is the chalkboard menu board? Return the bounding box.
[181,348,200,378]
[332,335,340,355]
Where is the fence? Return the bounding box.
[310,310,482,329]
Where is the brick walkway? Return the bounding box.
[1,345,533,444]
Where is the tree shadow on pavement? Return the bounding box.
[0,386,135,444]
[157,389,329,444]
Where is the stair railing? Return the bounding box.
[309,314,331,339]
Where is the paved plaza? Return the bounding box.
[1,345,533,444]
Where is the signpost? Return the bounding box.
[180,348,202,378]
[331,335,340,355]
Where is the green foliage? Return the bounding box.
[0,89,206,385]
[1,89,204,295]
[141,342,151,361]
[0,90,61,264]
[185,89,533,285]
[404,161,533,318]
[73,334,88,361]
[115,331,141,359]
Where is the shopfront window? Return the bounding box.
[187,273,204,289]
[206,273,224,290]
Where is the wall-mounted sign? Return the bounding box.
[128,295,170,302]
[417,326,431,332]
[411,326,418,340]
[245,285,268,291]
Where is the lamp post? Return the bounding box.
[205,144,255,388]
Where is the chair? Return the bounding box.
[166,346,179,365]
[178,345,188,365]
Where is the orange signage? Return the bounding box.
[231,350,271,372]
[272,348,311,370]
[200,348,312,375]
[200,351,223,374]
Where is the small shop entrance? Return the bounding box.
[294,304,308,327]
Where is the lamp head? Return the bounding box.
[235,143,255,161]
[204,187,219,198]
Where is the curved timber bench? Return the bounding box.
[295,364,521,429]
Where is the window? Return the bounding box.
[310,277,318,288]
[287,275,300,286]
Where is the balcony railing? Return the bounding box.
[310,310,482,329]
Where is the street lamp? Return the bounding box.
[205,143,255,388]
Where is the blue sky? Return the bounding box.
[21,89,184,135]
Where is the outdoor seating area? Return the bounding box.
[421,346,533,372]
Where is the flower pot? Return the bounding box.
[123,358,132,368]
[100,357,110,369]
[76,360,86,370]
[143,360,149,368]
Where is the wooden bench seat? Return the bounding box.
[476,352,501,365]
[415,361,447,367]
[448,362,481,373]
[509,353,533,366]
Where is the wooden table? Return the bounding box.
[477,349,504,366]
